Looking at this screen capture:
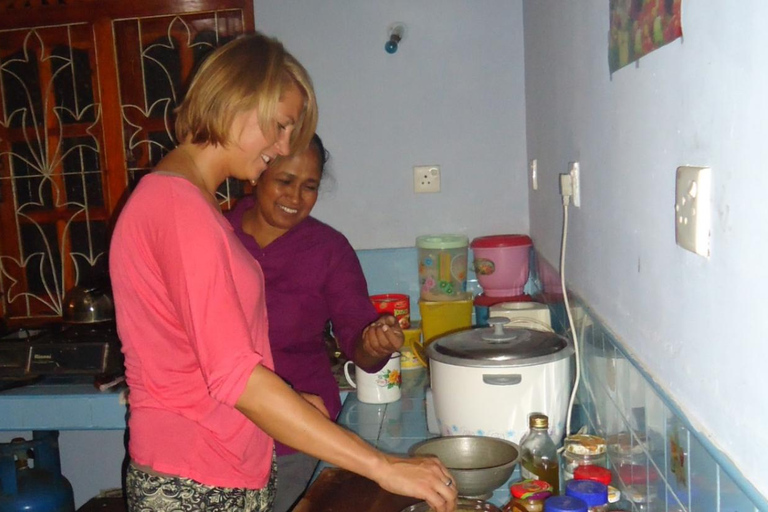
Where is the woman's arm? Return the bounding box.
[235,365,457,512]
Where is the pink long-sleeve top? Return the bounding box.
[109,173,274,489]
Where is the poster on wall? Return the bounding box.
[609,0,682,73]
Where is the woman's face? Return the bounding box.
[254,148,321,234]
[226,82,305,183]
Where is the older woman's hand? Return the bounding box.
[361,315,404,359]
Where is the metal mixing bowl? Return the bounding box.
[408,436,520,499]
[401,498,501,512]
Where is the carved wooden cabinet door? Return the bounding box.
[0,1,253,325]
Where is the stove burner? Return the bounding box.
[0,322,124,379]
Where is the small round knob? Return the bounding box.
[385,39,399,54]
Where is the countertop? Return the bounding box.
[314,367,518,508]
[0,376,127,430]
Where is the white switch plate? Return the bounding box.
[414,165,441,193]
[569,161,581,207]
[530,159,538,190]
[675,166,711,258]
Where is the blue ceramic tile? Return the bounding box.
[688,432,718,512]
[381,410,427,439]
[719,466,759,512]
[338,400,387,427]
[376,436,424,455]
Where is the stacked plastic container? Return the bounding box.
[469,234,534,326]
[416,234,473,345]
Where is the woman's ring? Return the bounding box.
[445,478,453,487]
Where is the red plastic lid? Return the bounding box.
[474,293,532,307]
[470,234,532,249]
[510,479,553,500]
[618,464,660,485]
[574,465,612,485]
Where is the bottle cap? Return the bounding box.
[565,480,609,507]
[510,479,553,500]
[543,496,588,512]
[529,413,549,429]
[573,465,612,485]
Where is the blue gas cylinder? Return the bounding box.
[0,431,75,512]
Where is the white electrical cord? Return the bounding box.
[560,178,580,443]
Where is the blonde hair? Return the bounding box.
[175,33,318,153]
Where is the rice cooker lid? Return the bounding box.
[426,319,572,368]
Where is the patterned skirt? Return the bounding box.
[126,454,277,512]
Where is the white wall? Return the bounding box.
[254,0,528,249]
[523,0,768,498]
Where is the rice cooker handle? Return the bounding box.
[482,374,522,386]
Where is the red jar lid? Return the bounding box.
[510,479,552,500]
[574,465,612,485]
[474,293,532,307]
[470,234,532,249]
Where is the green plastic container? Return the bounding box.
[416,234,469,301]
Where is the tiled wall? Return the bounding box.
[534,258,767,512]
[356,246,766,511]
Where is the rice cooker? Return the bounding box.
[426,317,573,444]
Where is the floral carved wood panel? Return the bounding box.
[0,23,108,321]
[0,6,250,323]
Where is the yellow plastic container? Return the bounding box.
[419,297,473,346]
[401,325,425,370]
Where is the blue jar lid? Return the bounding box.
[565,479,609,507]
[544,496,589,512]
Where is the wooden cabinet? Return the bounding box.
[0,0,254,325]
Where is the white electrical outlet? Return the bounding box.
[530,159,538,190]
[414,165,441,193]
[569,161,581,207]
[675,165,711,258]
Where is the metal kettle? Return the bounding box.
[62,281,114,324]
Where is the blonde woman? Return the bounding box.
[110,33,457,512]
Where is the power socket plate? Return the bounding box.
[414,165,441,193]
[675,166,711,257]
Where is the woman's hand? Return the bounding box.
[361,315,404,359]
[375,455,458,512]
[299,392,330,418]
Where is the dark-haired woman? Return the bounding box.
[227,134,404,511]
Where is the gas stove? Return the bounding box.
[0,323,124,380]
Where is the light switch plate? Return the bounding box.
[675,166,711,258]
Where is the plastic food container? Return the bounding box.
[400,326,424,370]
[419,298,473,345]
[503,480,552,512]
[370,294,411,328]
[417,234,469,301]
[470,234,532,297]
[543,496,588,512]
[564,480,609,512]
[473,293,532,327]
[561,435,607,481]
